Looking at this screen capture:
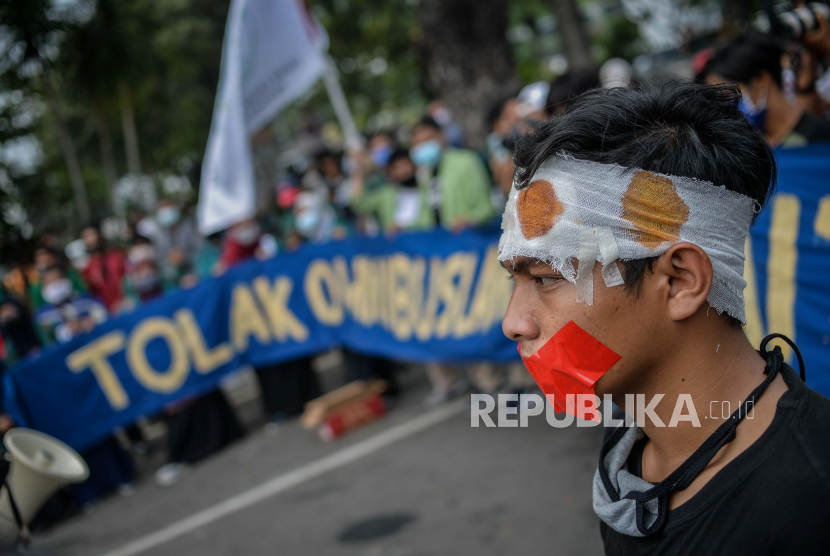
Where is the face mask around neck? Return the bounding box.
[592,335,802,537]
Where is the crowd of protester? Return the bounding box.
[2,15,830,525]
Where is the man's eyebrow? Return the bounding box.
[499,258,546,273]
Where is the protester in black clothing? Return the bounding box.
[125,254,245,488]
[501,81,830,554]
[256,357,321,423]
[0,287,40,363]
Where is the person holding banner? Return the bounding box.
[29,267,138,507]
[213,215,323,427]
[35,266,108,345]
[124,255,245,488]
[500,80,830,553]
[349,148,433,234]
[408,116,495,231]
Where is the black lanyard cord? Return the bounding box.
[760,333,806,382]
[622,334,801,536]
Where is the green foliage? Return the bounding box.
[309,0,425,130]
[594,13,641,63]
[0,0,655,251]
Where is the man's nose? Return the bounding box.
[502,295,541,342]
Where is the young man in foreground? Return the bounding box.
[500,81,830,554]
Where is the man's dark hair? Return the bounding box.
[131,235,153,247]
[487,94,516,130]
[546,68,600,114]
[314,148,341,165]
[704,33,784,87]
[414,116,442,133]
[367,130,393,143]
[43,265,66,278]
[34,246,59,259]
[387,148,411,167]
[513,80,776,314]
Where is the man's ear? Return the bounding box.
[652,242,713,322]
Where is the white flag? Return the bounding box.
[198,0,327,235]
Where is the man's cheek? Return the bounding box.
[591,358,628,397]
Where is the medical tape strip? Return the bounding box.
[597,227,625,287]
[576,228,598,305]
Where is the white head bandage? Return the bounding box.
[498,154,758,323]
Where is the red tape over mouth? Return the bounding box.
[519,320,621,421]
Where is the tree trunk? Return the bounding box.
[93,100,118,214]
[551,0,594,70]
[42,75,91,225]
[118,80,142,175]
[417,0,519,150]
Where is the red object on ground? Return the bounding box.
[318,393,387,441]
[519,320,621,421]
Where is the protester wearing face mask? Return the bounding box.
[304,150,357,224]
[426,100,465,148]
[704,34,830,147]
[5,246,85,311]
[36,266,108,345]
[291,191,347,244]
[408,116,495,232]
[143,200,202,285]
[349,148,436,234]
[37,262,138,508]
[129,259,165,303]
[219,218,264,269]
[367,131,397,170]
[801,12,830,112]
[123,238,244,489]
[80,225,127,312]
[32,266,136,507]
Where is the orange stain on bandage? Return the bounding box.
[622,171,690,248]
[517,179,564,239]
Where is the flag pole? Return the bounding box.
[321,56,363,151]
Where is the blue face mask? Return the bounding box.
[410,140,442,169]
[295,210,321,236]
[739,88,768,132]
[371,145,394,168]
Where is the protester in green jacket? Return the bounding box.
[408,116,495,230]
[351,148,432,233]
[351,136,495,234]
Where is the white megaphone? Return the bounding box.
[0,429,89,546]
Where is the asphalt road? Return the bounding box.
[25,368,605,556]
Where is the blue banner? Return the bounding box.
[745,144,830,397]
[4,227,515,451]
[5,145,830,452]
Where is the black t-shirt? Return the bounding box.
[600,364,830,555]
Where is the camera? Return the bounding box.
[766,1,830,39]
